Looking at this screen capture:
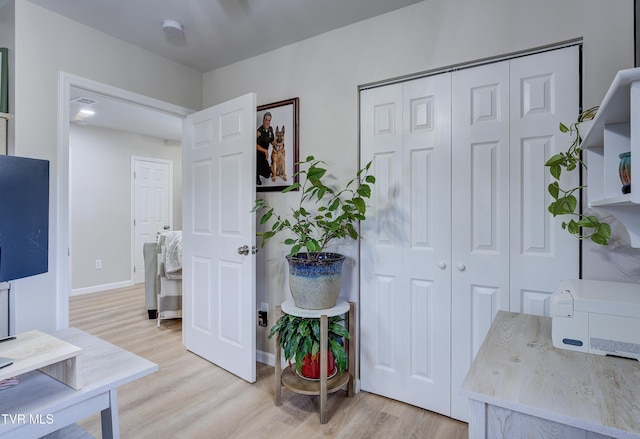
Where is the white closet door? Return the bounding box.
[360,73,452,415]
[450,61,512,421]
[359,46,579,423]
[509,46,580,316]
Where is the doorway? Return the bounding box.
[58,72,192,326]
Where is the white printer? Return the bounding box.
[551,278,640,360]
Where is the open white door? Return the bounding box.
[182,93,257,383]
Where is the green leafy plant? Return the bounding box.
[252,155,375,260]
[545,106,610,245]
[268,313,351,374]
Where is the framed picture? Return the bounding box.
[256,97,299,192]
[0,48,7,114]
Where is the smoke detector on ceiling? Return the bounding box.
[162,19,184,35]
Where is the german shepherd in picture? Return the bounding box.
[270,126,287,182]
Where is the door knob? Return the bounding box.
[438,262,447,269]
[457,263,466,271]
[237,245,259,255]
[163,225,170,230]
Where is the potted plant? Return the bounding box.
[268,312,351,379]
[545,106,611,245]
[252,155,375,309]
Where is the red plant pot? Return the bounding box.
[300,351,336,379]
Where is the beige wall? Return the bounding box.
[202,0,635,357]
[13,0,201,332]
[69,124,182,293]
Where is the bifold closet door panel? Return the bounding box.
[450,61,512,421]
[360,73,453,417]
[508,47,580,316]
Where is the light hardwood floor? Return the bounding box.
[70,285,468,439]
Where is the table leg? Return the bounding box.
[320,314,328,424]
[467,399,487,439]
[100,389,120,439]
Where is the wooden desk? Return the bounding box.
[0,328,157,439]
[461,311,640,439]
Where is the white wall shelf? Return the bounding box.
[581,67,640,246]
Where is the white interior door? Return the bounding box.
[182,93,257,383]
[133,158,172,284]
[360,73,452,416]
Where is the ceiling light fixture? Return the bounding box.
[162,19,184,36]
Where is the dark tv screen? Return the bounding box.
[0,155,50,282]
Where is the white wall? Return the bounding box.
[0,1,14,151]
[202,0,636,356]
[13,0,201,332]
[69,124,182,293]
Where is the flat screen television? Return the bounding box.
[0,155,50,282]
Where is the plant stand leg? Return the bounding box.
[320,313,328,424]
[347,302,355,397]
[275,305,282,406]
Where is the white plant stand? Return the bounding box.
[274,299,354,424]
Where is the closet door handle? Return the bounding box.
[438,262,447,269]
[456,263,466,271]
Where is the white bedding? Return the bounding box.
[156,231,182,324]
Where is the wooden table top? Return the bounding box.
[461,311,640,438]
[0,327,157,429]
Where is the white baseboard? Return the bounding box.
[257,349,275,367]
[71,280,134,296]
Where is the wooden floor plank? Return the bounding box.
[70,285,468,438]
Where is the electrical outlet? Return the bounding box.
[258,310,268,327]
[95,259,102,269]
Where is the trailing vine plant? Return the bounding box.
[545,106,610,245]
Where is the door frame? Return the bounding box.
[131,156,174,284]
[57,72,193,328]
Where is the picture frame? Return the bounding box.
[0,48,7,114]
[256,97,299,192]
